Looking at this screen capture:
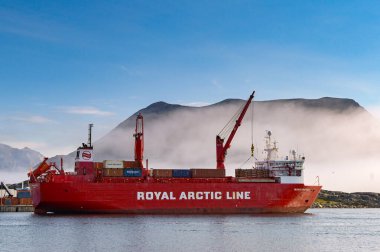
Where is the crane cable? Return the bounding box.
[218,102,246,139]
[238,99,256,169]
[250,99,254,157]
[219,103,244,138]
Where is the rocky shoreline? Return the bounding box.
[312,190,380,208]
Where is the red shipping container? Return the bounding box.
[152,169,173,178]
[102,168,124,177]
[94,162,104,169]
[11,197,19,205]
[190,169,225,178]
[123,161,142,168]
[19,198,33,205]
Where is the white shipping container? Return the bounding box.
[278,176,304,184]
[0,189,17,197]
[103,160,124,168]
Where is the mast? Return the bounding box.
[216,91,255,169]
[88,124,94,147]
[134,113,144,167]
[264,130,278,161]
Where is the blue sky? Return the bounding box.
[1,0,380,156]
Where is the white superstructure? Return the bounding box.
[255,131,305,184]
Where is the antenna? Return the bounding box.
[88,124,94,147]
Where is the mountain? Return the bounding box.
[48,96,380,192]
[0,144,44,172]
[261,97,361,112]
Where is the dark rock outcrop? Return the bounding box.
[312,190,380,208]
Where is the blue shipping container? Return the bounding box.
[17,191,31,199]
[123,168,142,177]
[172,169,191,178]
[4,198,12,205]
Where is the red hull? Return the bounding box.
[30,176,321,214]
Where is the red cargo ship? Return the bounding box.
[28,92,321,214]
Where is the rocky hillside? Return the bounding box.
[0,144,44,172]
[313,190,380,208]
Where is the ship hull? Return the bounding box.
[30,177,321,214]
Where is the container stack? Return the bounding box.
[17,190,32,205]
[102,160,124,177]
[102,160,143,177]
[123,160,142,177]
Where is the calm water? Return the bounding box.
[1,209,380,252]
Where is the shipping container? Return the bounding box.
[236,177,276,183]
[190,169,225,178]
[11,198,18,205]
[152,169,173,178]
[103,160,124,169]
[94,162,104,169]
[19,198,33,205]
[172,169,191,178]
[123,161,143,168]
[236,169,253,177]
[10,197,19,205]
[4,198,12,205]
[123,168,142,177]
[235,169,270,178]
[17,190,31,199]
[0,189,17,196]
[102,168,124,177]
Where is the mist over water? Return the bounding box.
[91,99,380,192]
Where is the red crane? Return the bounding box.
[216,91,255,169]
[134,113,144,168]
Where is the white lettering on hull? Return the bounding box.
[137,191,177,200]
[137,191,251,200]
[226,191,251,199]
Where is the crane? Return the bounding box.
[134,113,144,168]
[216,91,255,169]
[0,181,13,197]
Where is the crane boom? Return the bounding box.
[216,91,255,169]
[0,182,13,197]
[28,157,51,182]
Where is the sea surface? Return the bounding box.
[0,209,379,252]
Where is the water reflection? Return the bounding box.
[1,210,380,252]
